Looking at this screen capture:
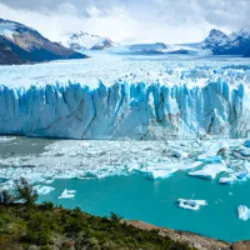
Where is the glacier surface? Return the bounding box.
[0,56,250,139]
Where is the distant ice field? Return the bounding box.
[0,54,249,89]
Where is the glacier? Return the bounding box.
[0,57,250,140]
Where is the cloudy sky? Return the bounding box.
[0,0,249,44]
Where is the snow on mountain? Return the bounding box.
[0,56,250,140]
[66,31,115,50]
[0,18,87,65]
[202,27,250,56]
[202,29,228,49]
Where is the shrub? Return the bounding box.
[0,190,14,205]
[22,213,54,245]
[42,202,54,210]
[110,212,123,223]
[14,178,38,206]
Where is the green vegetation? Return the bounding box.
[0,178,195,250]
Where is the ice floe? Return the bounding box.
[0,136,16,142]
[189,163,229,180]
[58,189,76,199]
[219,175,237,185]
[34,185,55,195]
[0,139,249,190]
[244,140,250,148]
[178,199,207,211]
[238,205,250,221]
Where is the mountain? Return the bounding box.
[0,18,87,65]
[202,29,228,49]
[202,27,250,56]
[66,31,115,51]
[0,37,25,64]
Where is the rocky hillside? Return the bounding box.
[202,27,250,56]
[0,18,87,65]
[65,31,115,51]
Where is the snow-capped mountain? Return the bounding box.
[0,18,87,65]
[66,31,115,51]
[202,29,228,49]
[202,27,250,56]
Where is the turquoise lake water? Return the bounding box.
[39,172,250,242]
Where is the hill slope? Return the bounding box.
[202,27,250,56]
[0,18,87,65]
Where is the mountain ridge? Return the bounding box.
[0,18,87,65]
[65,31,115,50]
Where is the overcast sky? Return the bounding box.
[0,0,249,44]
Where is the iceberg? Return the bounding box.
[58,189,76,199]
[237,205,250,221]
[243,140,250,148]
[178,199,207,211]
[34,185,55,195]
[219,175,237,185]
[189,163,229,180]
[196,155,222,164]
[147,169,176,180]
[0,58,250,140]
[172,149,188,158]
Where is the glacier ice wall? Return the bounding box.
[0,79,250,139]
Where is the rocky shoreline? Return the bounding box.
[127,220,249,250]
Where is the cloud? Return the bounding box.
[0,0,249,44]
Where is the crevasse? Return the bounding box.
[0,79,249,140]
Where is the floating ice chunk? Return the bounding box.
[235,171,248,180]
[145,162,195,180]
[185,161,203,170]
[147,169,176,180]
[0,136,16,142]
[178,199,207,211]
[34,185,55,195]
[44,179,54,184]
[219,175,237,185]
[58,189,76,199]
[206,142,228,155]
[172,149,188,158]
[189,163,229,180]
[0,180,14,191]
[244,140,250,148]
[197,155,222,163]
[238,205,250,221]
[239,149,250,157]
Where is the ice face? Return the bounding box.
[0,57,250,140]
